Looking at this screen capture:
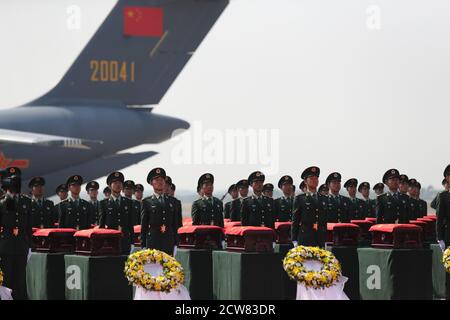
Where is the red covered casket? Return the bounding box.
[74,228,122,256]
[417,217,436,241]
[351,220,374,241]
[33,228,77,253]
[224,221,242,229]
[365,217,377,224]
[133,225,141,246]
[177,225,223,249]
[274,222,292,244]
[326,223,360,247]
[370,224,422,249]
[225,226,275,253]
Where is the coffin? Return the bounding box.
[225,226,275,253]
[350,220,374,241]
[224,221,242,229]
[133,225,141,246]
[326,223,360,247]
[177,225,223,249]
[369,224,422,249]
[32,228,76,253]
[274,222,292,244]
[365,217,377,224]
[74,228,122,256]
[417,217,436,241]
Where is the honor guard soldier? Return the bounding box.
[164,176,182,234]
[0,167,32,300]
[373,182,385,196]
[103,186,111,199]
[437,164,450,252]
[58,175,94,230]
[299,181,307,193]
[325,172,350,223]
[318,184,329,196]
[376,169,412,224]
[141,168,182,256]
[223,184,238,219]
[431,179,449,210]
[170,184,176,196]
[133,184,145,225]
[191,173,224,227]
[53,184,68,224]
[274,175,294,222]
[291,166,327,247]
[358,182,376,217]
[344,178,366,220]
[399,174,409,194]
[86,181,100,225]
[229,179,249,221]
[99,172,134,254]
[29,177,54,229]
[415,182,428,218]
[123,180,140,226]
[407,179,422,219]
[241,171,275,228]
[262,183,274,198]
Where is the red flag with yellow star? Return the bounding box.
[123,6,163,37]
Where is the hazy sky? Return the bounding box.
[0,0,449,193]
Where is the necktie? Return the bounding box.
[115,198,120,207]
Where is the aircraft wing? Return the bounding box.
[0,128,103,149]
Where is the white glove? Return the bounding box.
[130,245,135,254]
[27,249,32,262]
[221,240,226,249]
[173,246,177,257]
[293,241,298,247]
[272,242,276,249]
[438,240,446,251]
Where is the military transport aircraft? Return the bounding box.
[0,0,229,193]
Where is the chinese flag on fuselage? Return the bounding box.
[123,6,164,37]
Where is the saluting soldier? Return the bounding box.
[58,175,94,230]
[358,182,376,218]
[123,180,140,226]
[103,186,111,199]
[262,183,274,198]
[274,175,294,222]
[86,181,100,225]
[431,179,449,210]
[325,172,350,223]
[373,182,385,196]
[133,184,145,226]
[318,184,329,196]
[291,166,327,247]
[344,178,366,220]
[229,179,249,221]
[241,171,275,228]
[0,167,32,300]
[53,184,68,224]
[141,168,182,256]
[99,172,134,255]
[29,177,54,229]
[437,164,450,252]
[191,173,224,227]
[223,184,238,219]
[376,169,412,224]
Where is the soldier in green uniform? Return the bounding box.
[141,168,182,256]
[325,172,350,223]
[291,166,327,247]
[416,182,428,218]
[28,177,54,229]
[223,184,238,219]
[99,172,134,255]
[431,179,449,210]
[376,169,412,224]
[133,184,145,226]
[191,173,224,227]
[437,164,450,253]
[318,184,329,196]
[86,181,100,225]
[53,184,68,224]
[0,167,32,300]
[344,178,366,220]
[262,183,274,198]
[122,180,140,226]
[103,186,111,199]
[274,175,294,222]
[164,176,182,234]
[399,174,409,195]
[407,178,423,219]
[229,179,249,221]
[358,182,376,218]
[373,182,385,196]
[58,175,94,230]
[241,171,275,228]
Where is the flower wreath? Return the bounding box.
[124,249,184,293]
[283,246,342,289]
[443,247,450,274]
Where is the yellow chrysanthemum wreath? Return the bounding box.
[124,249,184,293]
[443,247,450,274]
[0,268,3,287]
[283,246,342,289]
